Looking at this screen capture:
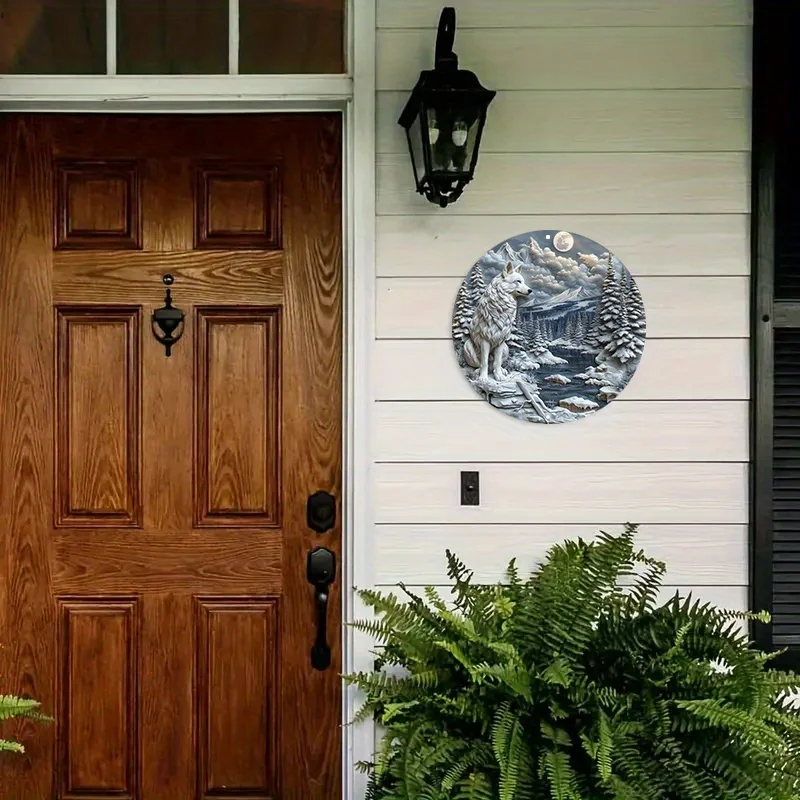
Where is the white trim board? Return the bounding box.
[0,75,354,110]
[0,1,377,797]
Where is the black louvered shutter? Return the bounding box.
[752,1,800,668]
[772,331,800,650]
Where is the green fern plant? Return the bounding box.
[0,694,51,754]
[346,524,800,800]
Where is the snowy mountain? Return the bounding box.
[519,296,598,325]
[500,241,520,263]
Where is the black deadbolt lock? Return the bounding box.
[307,491,336,534]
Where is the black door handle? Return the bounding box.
[306,547,336,670]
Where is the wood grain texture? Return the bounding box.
[195,163,281,250]
[375,462,748,524]
[376,525,748,585]
[195,308,281,527]
[196,598,278,800]
[377,27,750,91]
[52,532,283,594]
[0,116,56,797]
[0,115,343,800]
[55,160,141,250]
[374,339,749,401]
[53,250,284,305]
[375,401,748,463]
[378,90,750,154]
[136,593,193,797]
[377,276,749,339]
[376,214,750,277]
[378,152,749,216]
[377,0,751,28]
[56,307,141,527]
[278,113,343,800]
[56,598,139,800]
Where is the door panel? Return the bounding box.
[0,114,342,800]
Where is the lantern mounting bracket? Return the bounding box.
[434,7,457,70]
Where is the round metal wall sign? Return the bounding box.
[452,230,646,424]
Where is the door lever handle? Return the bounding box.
[306,547,336,671]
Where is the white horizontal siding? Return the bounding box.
[376,525,748,585]
[378,90,750,154]
[375,339,749,401]
[377,28,750,91]
[377,277,749,339]
[375,402,747,463]
[374,463,748,524]
[371,0,751,617]
[376,215,750,276]
[377,0,751,29]
[379,153,749,216]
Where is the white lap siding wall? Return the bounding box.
[372,0,752,609]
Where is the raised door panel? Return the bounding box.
[196,598,278,800]
[195,163,281,250]
[55,160,141,250]
[56,598,139,800]
[195,308,281,527]
[56,307,141,527]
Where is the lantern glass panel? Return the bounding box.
[426,105,481,174]
[407,110,427,188]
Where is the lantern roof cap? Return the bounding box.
[397,7,495,130]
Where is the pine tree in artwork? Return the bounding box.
[507,324,527,354]
[604,290,633,363]
[584,305,602,350]
[452,278,472,343]
[573,313,586,344]
[596,254,622,348]
[626,271,647,347]
[527,318,549,355]
[563,314,576,344]
[469,263,487,306]
[603,272,645,364]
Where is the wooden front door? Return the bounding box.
[0,114,342,800]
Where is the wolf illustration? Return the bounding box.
[464,261,531,381]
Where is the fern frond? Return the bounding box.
[346,530,800,800]
[540,749,579,800]
[0,695,41,721]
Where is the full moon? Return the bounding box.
[553,231,574,252]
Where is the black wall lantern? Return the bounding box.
[398,7,496,208]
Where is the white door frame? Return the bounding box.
[0,1,376,797]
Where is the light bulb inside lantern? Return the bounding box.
[428,123,440,145]
[451,121,468,147]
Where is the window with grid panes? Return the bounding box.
[0,0,344,75]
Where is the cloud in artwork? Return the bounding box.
[478,235,608,300]
[526,239,606,294]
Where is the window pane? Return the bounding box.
[240,0,344,74]
[0,0,106,74]
[117,0,228,74]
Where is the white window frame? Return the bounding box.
[0,1,376,798]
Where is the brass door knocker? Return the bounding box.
[151,274,185,357]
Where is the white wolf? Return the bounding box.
[464,261,531,381]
